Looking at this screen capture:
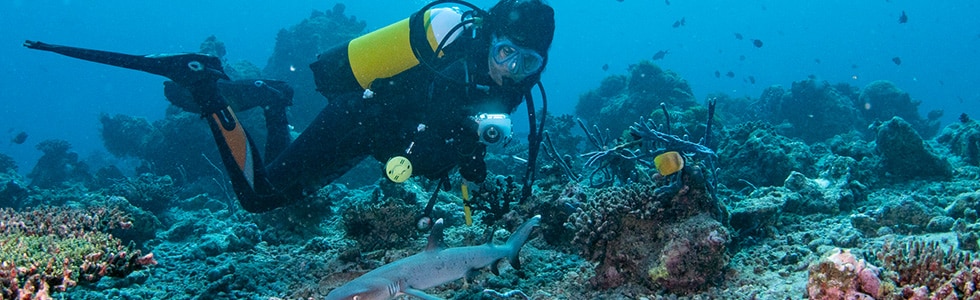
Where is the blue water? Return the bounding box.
[2,0,978,173]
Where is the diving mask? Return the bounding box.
[490,37,544,80]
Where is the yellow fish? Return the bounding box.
[654,151,684,176]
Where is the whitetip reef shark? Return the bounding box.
[325,215,542,300]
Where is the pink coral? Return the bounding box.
[807,248,883,299]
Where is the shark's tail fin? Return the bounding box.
[503,215,541,270]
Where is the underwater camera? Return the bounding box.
[473,113,512,145]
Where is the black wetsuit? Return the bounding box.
[266,45,526,209]
[23,35,529,213]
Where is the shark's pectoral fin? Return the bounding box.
[489,259,501,276]
[403,288,444,300]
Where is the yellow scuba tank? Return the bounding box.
[310,7,466,95]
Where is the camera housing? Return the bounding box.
[474,113,512,145]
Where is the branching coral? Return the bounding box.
[0,206,155,298]
[873,239,980,299]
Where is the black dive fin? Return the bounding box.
[425,218,446,251]
[23,40,229,86]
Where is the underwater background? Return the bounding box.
[2,0,980,299]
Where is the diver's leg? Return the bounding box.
[262,105,291,160]
[185,81,294,212]
[216,80,295,159]
[263,93,371,201]
[165,79,294,159]
[24,40,289,211]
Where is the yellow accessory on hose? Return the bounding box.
[461,183,473,226]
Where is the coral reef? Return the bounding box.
[757,79,863,143]
[340,181,421,252]
[936,114,980,166]
[576,61,697,135]
[27,139,92,189]
[0,206,155,298]
[806,248,883,299]
[106,173,178,214]
[716,121,815,189]
[0,153,16,174]
[860,80,942,138]
[874,116,952,180]
[566,163,728,294]
[873,239,980,299]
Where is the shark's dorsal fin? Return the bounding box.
[425,218,447,251]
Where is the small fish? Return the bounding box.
[11,131,27,145]
[665,0,670,5]
[602,64,609,71]
[739,55,746,61]
[752,39,764,48]
[726,71,735,78]
[714,70,721,78]
[814,58,821,64]
[851,64,859,69]
[654,151,684,176]
[892,56,902,65]
[652,50,670,60]
[734,33,744,40]
[748,76,756,84]
[898,11,908,23]
[672,17,686,28]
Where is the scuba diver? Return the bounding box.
[23,0,555,217]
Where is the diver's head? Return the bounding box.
[485,0,555,85]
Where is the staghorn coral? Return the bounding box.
[0,206,155,299]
